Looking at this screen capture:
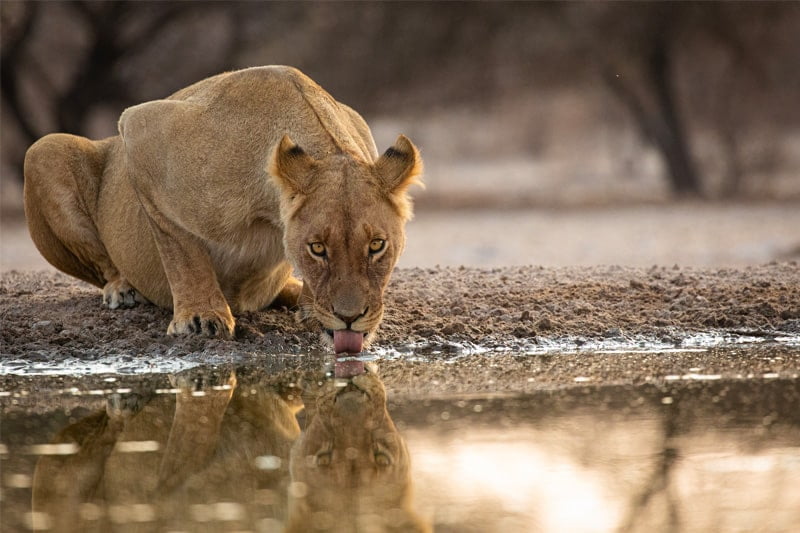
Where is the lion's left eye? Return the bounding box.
[309,242,327,257]
[369,239,386,254]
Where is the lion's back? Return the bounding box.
[166,66,307,103]
[164,66,377,161]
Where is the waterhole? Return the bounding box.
[1,343,798,532]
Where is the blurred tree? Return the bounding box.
[596,13,703,197]
[2,2,798,199]
[1,1,39,144]
[568,2,799,198]
[1,0,244,178]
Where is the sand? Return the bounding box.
[2,264,797,366]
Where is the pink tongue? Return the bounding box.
[333,330,364,354]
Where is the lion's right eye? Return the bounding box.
[369,239,386,254]
[309,242,327,257]
[315,452,332,467]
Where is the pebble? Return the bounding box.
[629,279,645,290]
[32,320,56,334]
[442,323,465,335]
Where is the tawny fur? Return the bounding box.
[23,66,422,339]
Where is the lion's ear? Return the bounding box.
[375,135,423,195]
[375,135,423,220]
[269,135,315,195]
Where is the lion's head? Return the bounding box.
[286,368,428,532]
[269,135,422,352]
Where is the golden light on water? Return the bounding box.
[114,440,160,453]
[406,424,800,532]
[22,443,79,456]
[409,431,623,532]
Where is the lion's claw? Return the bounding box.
[188,316,218,336]
[168,310,234,339]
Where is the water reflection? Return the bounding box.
[21,364,426,532]
[400,381,800,532]
[2,354,800,532]
[30,369,296,531]
[287,369,427,532]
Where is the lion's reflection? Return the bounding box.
[287,368,427,532]
[31,366,427,532]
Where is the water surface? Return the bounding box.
[2,345,799,532]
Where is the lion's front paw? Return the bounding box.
[168,308,235,339]
[103,278,148,310]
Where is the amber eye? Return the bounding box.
[316,452,332,467]
[309,242,326,257]
[369,239,386,254]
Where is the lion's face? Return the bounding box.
[286,370,427,532]
[270,135,422,351]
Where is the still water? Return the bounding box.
[1,348,799,533]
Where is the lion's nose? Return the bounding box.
[333,306,368,328]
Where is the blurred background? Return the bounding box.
[2,1,799,269]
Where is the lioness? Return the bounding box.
[24,66,422,351]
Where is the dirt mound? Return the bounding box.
[1,264,798,362]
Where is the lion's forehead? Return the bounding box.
[294,163,395,221]
[292,197,402,244]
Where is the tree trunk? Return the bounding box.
[603,33,704,198]
[647,35,703,197]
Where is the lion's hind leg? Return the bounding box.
[23,134,145,308]
[103,277,150,309]
[268,274,303,309]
